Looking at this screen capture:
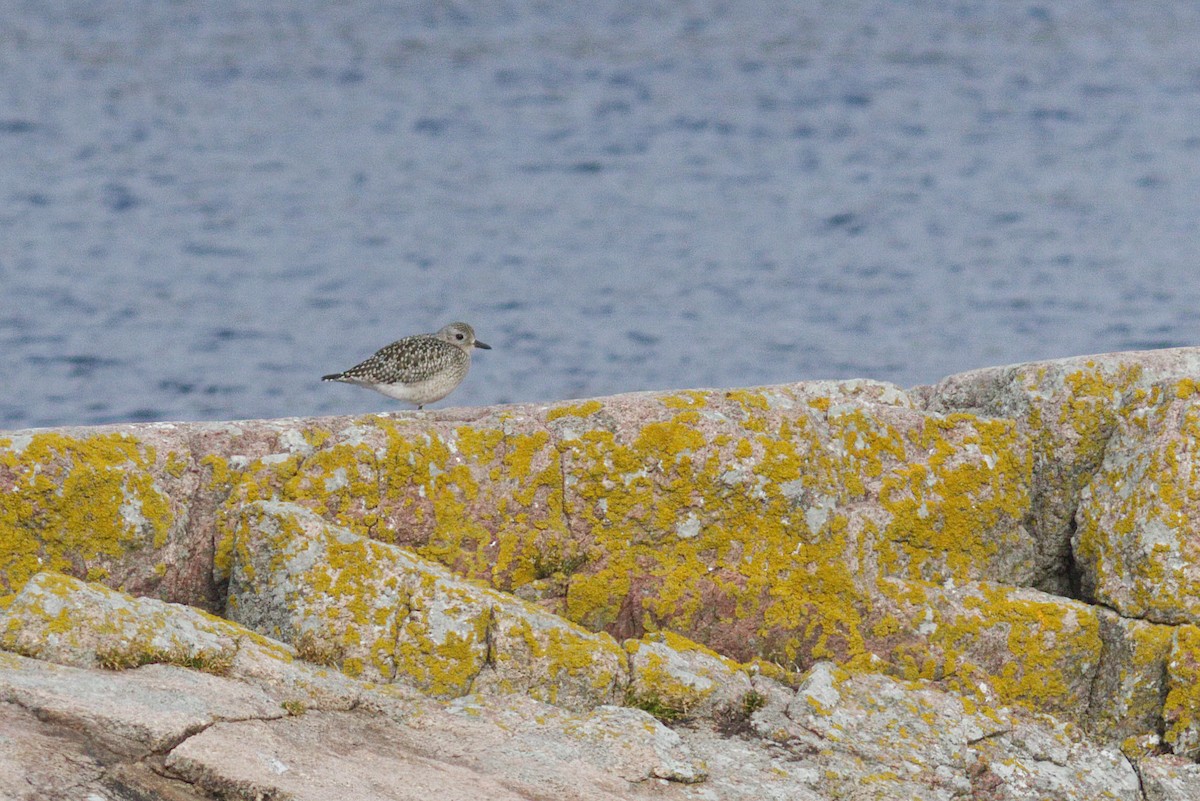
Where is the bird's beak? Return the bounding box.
[475,340,492,350]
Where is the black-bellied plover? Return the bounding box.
[322,322,491,409]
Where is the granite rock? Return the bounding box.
[5,347,1200,796]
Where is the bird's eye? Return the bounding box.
[456,333,464,340]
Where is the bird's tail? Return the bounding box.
[321,373,344,381]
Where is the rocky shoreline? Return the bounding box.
[5,348,1200,799]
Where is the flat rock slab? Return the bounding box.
[0,700,114,801]
[0,651,283,758]
[167,712,545,801]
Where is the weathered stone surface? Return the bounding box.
[924,348,1200,594]
[228,500,627,709]
[0,578,826,800]
[439,695,708,786]
[165,713,542,801]
[1075,381,1200,625]
[164,698,709,801]
[0,699,119,801]
[1137,753,1200,801]
[7,347,1200,794]
[1,570,246,671]
[0,630,1150,801]
[1164,624,1200,758]
[624,630,754,720]
[756,661,1142,800]
[0,651,284,758]
[0,576,707,799]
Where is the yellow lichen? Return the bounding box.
[165,451,189,478]
[0,433,174,599]
[1176,378,1200,400]
[546,400,604,420]
[1074,389,1200,622]
[903,584,1105,717]
[725,390,769,412]
[1165,625,1200,755]
[877,414,1032,583]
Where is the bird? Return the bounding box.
[322,322,491,409]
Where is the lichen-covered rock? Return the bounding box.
[470,594,628,709]
[10,347,1200,783]
[150,377,1036,678]
[557,705,707,784]
[0,429,183,602]
[1,570,259,673]
[1075,380,1200,625]
[211,384,1027,666]
[0,363,1067,688]
[867,578,1164,741]
[1091,613,1175,742]
[924,348,1200,594]
[758,661,1142,800]
[783,661,1007,777]
[0,418,349,612]
[623,630,753,721]
[868,579,1108,723]
[1164,624,1200,757]
[0,570,371,714]
[229,499,439,684]
[548,384,1038,662]
[228,500,626,709]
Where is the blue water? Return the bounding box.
[3,1,1200,428]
